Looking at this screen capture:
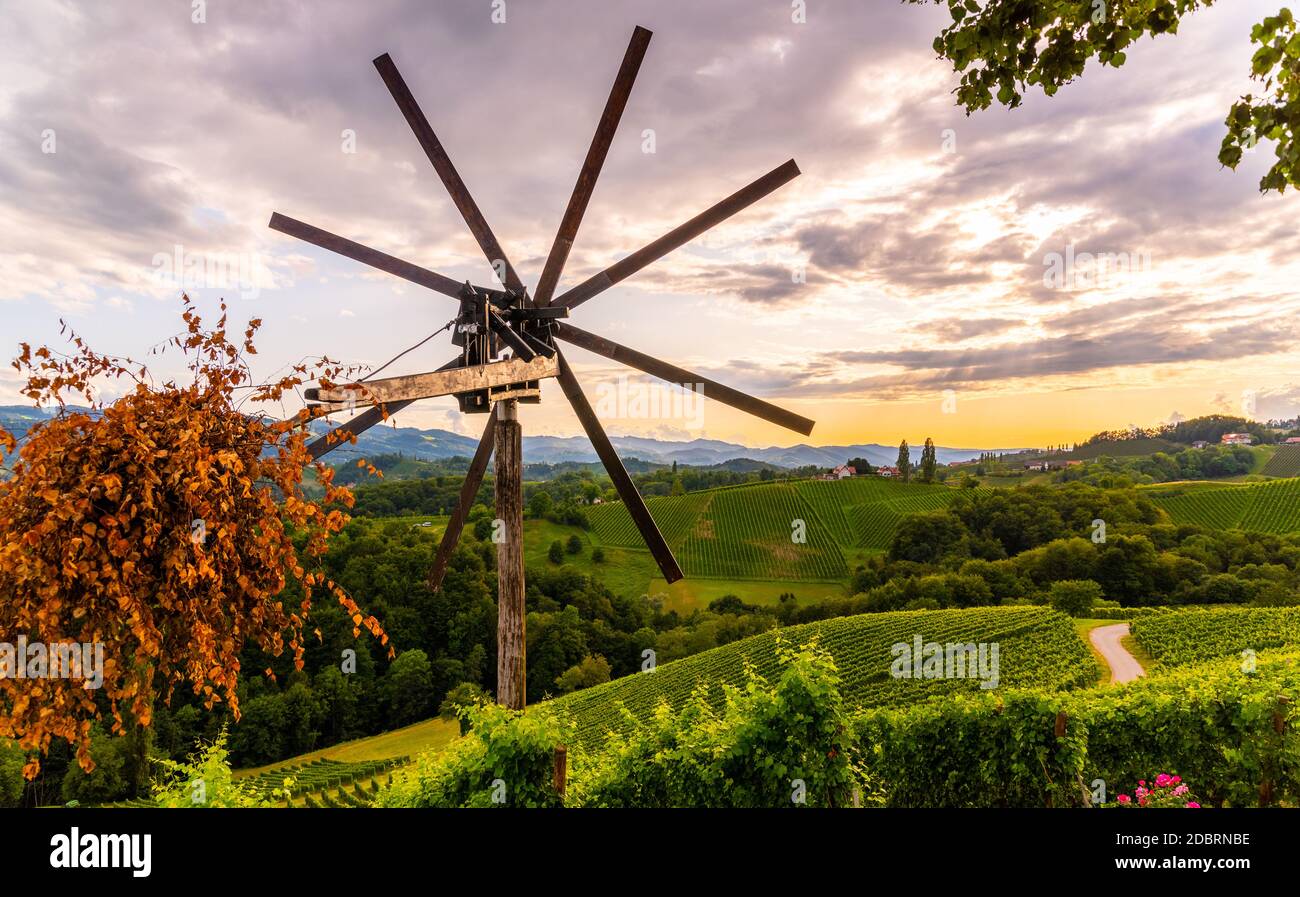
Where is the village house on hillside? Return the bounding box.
[1221,432,1255,445]
[1285,436,1300,444]
[820,464,857,480]
[875,465,900,478]
[1192,440,1209,448]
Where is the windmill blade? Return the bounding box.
[306,356,462,460]
[428,404,498,591]
[553,350,683,583]
[553,321,814,436]
[534,25,652,307]
[553,159,800,312]
[269,213,473,300]
[373,53,525,293]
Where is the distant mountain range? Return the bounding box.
[0,405,1003,469]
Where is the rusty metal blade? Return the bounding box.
[554,321,814,436]
[429,404,498,591]
[373,53,524,292]
[553,350,683,583]
[553,159,800,311]
[534,26,652,307]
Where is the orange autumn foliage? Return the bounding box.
[0,296,387,778]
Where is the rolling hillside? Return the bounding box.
[544,606,1099,750]
[585,477,966,581]
[1261,444,1300,477]
[1144,477,1300,533]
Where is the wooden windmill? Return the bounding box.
[270,25,814,709]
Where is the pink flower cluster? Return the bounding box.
[1113,773,1200,808]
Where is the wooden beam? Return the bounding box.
[374,53,526,294]
[495,399,526,709]
[428,404,497,592]
[554,350,683,583]
[534,26,652,307]
[305,355,559,409]
[553,159,800,312]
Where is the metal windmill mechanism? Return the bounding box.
[271,25,815,708]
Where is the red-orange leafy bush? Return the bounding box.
[0,296,386,777]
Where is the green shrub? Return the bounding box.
[853,651,1300,807]
[574,644,866,808]
[150,728,290,808]
[377,702,566,808]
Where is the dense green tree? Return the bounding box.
[0,740,27,808]
[897,440,912,483]
[61,726,131,804]
[1047,580,1104,617]
[888,511,969,564]
[554,654,613,694]
[386,649,438,727]
[919,438,938,483]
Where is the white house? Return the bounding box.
[1221,432,1254,446]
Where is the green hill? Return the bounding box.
[586,477,966,582]
[1144,477,1300,533]
[1262,444,1300,477]
[1131,607,1300,668]
[543,606,1099,750]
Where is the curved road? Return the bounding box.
[1089,623,1146,683]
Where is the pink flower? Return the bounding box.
[1155,774,1172,787]
[1117,794,1131,804]
[1171,776,1181,784]
[1139,780,1146,786]
[1173,784,1188,795]
[1186,802,1200,808]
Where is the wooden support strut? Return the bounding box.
[304,355,559,410]
[495,399,526,710]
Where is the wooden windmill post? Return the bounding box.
[272,25,815,711]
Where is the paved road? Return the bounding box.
[1090,622,1146,683]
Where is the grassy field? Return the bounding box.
[234,717,461,779]
[646,576,849,614]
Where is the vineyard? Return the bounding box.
[1146,477,1300,534]
[1261,444,1300,478]
[1130,607,1300,668]
[546,606,1100,750]
[100,757,409,808]
[584,477,966,580]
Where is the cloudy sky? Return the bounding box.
[2,0,1299,449]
